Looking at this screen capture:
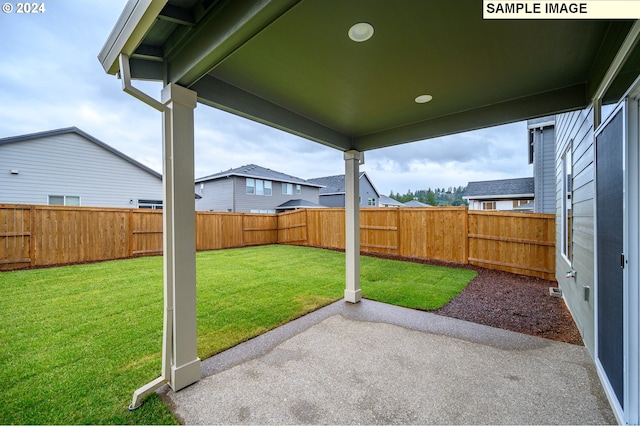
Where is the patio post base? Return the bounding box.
[171,357,202,392]
[344,289,362,303]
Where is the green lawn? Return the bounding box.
[0,245,476,424]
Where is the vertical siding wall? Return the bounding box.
[555,107,596,355]
[2,204,555,279]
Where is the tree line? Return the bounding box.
[389,186,467,206]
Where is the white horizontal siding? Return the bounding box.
[0,132,162,207]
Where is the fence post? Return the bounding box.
[30,205,36,267]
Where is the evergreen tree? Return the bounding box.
[425,189,437,206]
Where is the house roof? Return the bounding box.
[275,199,324,210]
[404,200,431,207]
[463,177,535,200]
[378,195,404,207]
[307,172,380,197]
[196,164,322,187]
[0,127,162,180]
[100,1,639,152]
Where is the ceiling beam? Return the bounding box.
[158,4,196,26]
[352,84,588,151]
[133,44,164,62]
[191,74,352,151]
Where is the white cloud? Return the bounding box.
[0,0,534,200]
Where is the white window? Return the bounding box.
[482,201,496,210]
[296,184,301,194]
[561,147,572,262]
[249,179,272,196]
[368,197,376,206]
[283,183,293,195]
[138,199,163,209]
[246,178,255,194]
[48,195,80,206]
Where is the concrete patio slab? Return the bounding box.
[162,300,615,424]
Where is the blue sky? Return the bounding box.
[0,1,532,195]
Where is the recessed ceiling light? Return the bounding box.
[348,23,374,42]
[415,94,433,104]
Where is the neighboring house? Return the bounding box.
[463,177,534,211]
[308,172,380,207]
[195,164,323,213]
[379,194,404,207]
[404,200,430,207]
[463,117,555,213]
[528,116,556,213]
[0,127,163,208]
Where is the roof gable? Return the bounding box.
[196,164,321,187]
[464,177,534,199]
[0,127,162,180]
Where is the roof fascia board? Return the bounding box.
[196,171,323,187]
[587,20,640,102]
[353,83,587,151]
[99,0,168,75]
[192,75,352,151]
[463,194,534,200]
[166,0,300,86]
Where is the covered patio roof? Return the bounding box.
[99,0,639,150]
[98,0,640,410]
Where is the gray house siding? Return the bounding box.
[234,178,320,212]
[529,122,556,213]
[195,179,234,211]
[359,175,379,207]
[1,130,162,207]
[320,194,345,207]
[196,173,320,213]
[555,107,595,356]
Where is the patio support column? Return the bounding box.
[161,83,201,391]
[344,150,362,303]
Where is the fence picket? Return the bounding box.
[0,204,555,279]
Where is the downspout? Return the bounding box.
[118,53,172,410]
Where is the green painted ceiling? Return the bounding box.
[104,0,639,151]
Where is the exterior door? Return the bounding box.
[595,106,624,409]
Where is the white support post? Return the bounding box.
[344,150,362,303]
[161,83,201,391]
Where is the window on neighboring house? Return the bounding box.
[252,179,272,196]
[246,178,255,194]
[482,201,496,210]
[367,197,376,206]
[512,200,528,208]
[282,183,293,195]
[48,195,80,206]
[562,146,573,262]
[138,199,163,209]
[250,209,276,214]
[296,184,301,194]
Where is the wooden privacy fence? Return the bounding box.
[0,205,278,271]
[1,204,555,279]
[279,207,555,280]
